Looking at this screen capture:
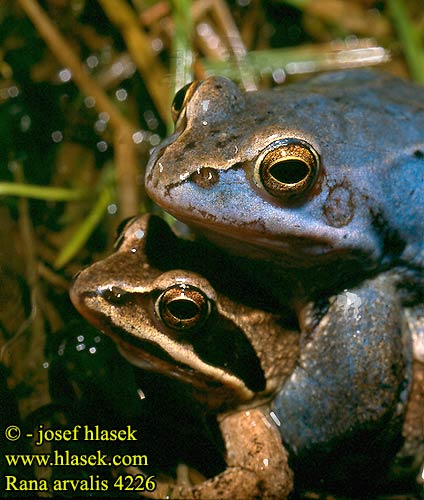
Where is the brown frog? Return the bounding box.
[70,214,299,500]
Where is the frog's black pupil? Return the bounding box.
[167,299,199,320]
[270,159,309,185]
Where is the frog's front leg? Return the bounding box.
[271,272,412,489]
[140,407,293,500]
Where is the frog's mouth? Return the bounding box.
[146,181,379,272]
[158,207,377,272]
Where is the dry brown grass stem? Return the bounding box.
[17,0,135,134]
[17,0,142,216]
[97,0,170,121]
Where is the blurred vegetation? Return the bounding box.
[0,0,423,498]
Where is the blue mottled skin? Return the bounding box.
[146,70,424,293]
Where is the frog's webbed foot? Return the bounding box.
[128,407,293,499]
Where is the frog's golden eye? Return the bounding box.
[156,284,211,331]
[171,81,200,123]
[257,139,320,198]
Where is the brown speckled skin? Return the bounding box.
[402,360,424,473]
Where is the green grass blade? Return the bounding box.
[387,0,424,84]
[54,186,114,269]
[0,183,86,201]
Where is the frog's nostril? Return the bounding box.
[100,286,131,305]
[190,167,219,189]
